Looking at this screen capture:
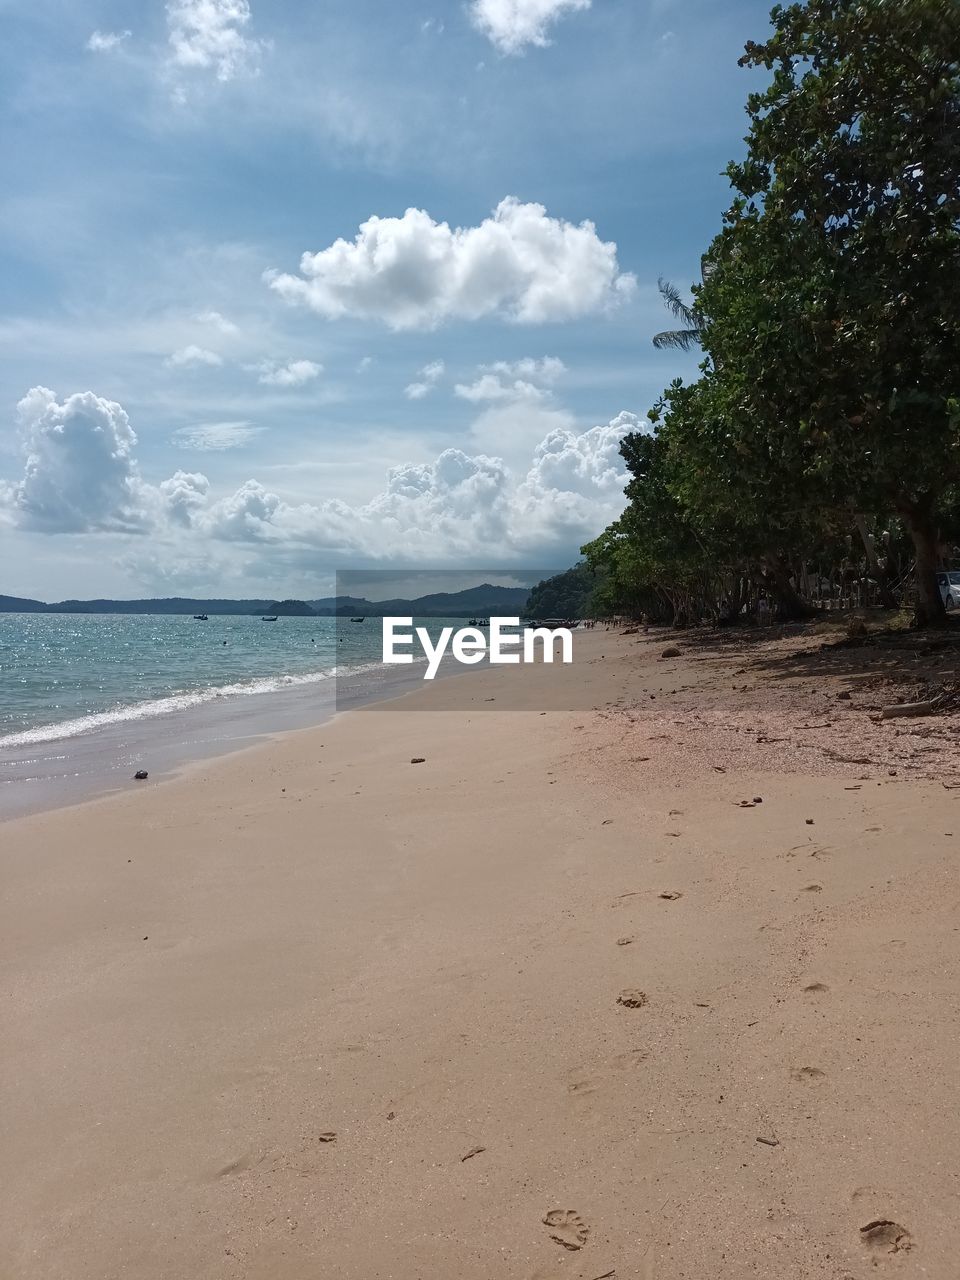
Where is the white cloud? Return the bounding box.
[172,421,263,451]
[3,385,642,567]
[404,359,445,399]
[166,344,224,368]
[9,387,147,533]
[266,197,636,330]
[470,0,591,54]
[159,470,210,526]
[455,355,565,402]
[190,409,641,561]
[257,359,322,387]
[356,355,374,372]
[196,309,239,335]
[166,0,264,82]
[86,30,131,53]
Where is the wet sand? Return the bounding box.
[2,627,959,1278]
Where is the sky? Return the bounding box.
[0,0,771,601]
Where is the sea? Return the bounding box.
[0,612,463,819]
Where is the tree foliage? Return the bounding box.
[590,0,960,625]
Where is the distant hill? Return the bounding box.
[1,584,533,618]
[316,584,532,617]
[0,596,292,616]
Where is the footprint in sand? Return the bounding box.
[803,982,829,994]
[566,1048,646,1101]
[860,1219,913,1254]
[542,1209,589,1251]
[791,1066,826,1083]
[617,989,649,1009]
[659,890,683,900]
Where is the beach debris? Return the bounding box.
[805,818,814,824]
[756,1135,779,1147]
[659,891,682,900]
[859,1219,912,1253]
[460,1146,485,1162]
[542,1209,589,1251]
[386,1111,396,1120]
[410,757,426,764]
[617,989,648,1009]
[660,646,682,658]
[752,796,763,804]
[133,770,148,780]
[317,1132,337,1143]
[616,936,634,946]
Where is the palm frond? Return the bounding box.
[657,277,696,326]
[652,327,700,351]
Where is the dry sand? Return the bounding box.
[2,627,959,1279]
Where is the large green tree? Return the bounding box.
[697,0,960,623]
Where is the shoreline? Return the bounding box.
[3,626,960,1277]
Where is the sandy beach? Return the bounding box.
[3,625,960,1279]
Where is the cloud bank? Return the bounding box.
[3,387,643,568]
[266,198,635,330]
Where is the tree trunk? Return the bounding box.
[852,511,898,609]
[762,557,814,621]
[901,501,946,627]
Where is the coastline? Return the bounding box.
[3,626,959,1277]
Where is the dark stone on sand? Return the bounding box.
[410,757,426,764]
[134,770,148,780]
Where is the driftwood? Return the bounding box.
[881,699,939,720]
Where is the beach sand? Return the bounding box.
[2,627,959,1278]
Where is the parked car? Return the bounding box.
[936,571,960,610]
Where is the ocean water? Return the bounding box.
[0,611,476,818]
[0,612,454,746]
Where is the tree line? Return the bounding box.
[579,0,960,627]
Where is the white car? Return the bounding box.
[936,571,960,610]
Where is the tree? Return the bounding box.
[698,0,960,624]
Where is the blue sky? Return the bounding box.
[0,0,770,600]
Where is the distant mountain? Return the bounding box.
[310,585,532,617]
[0,595,301,616]
[0,584,533,618]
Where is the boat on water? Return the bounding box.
[193,613,208,620]
[261,615,278,622]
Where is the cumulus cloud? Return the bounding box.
[266,197,635,330]
[86,30,131,53]
[159,470,210,526]
[404,359,445,400]
[187,410,641,562]
[257,359,322,387]
[172,422,263,451]
[166,0,264,82]
[166,344,223,368]
[3,386,643,567]
[455,355,565,402]
[9,388,147,533]
[470,0,591,54]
